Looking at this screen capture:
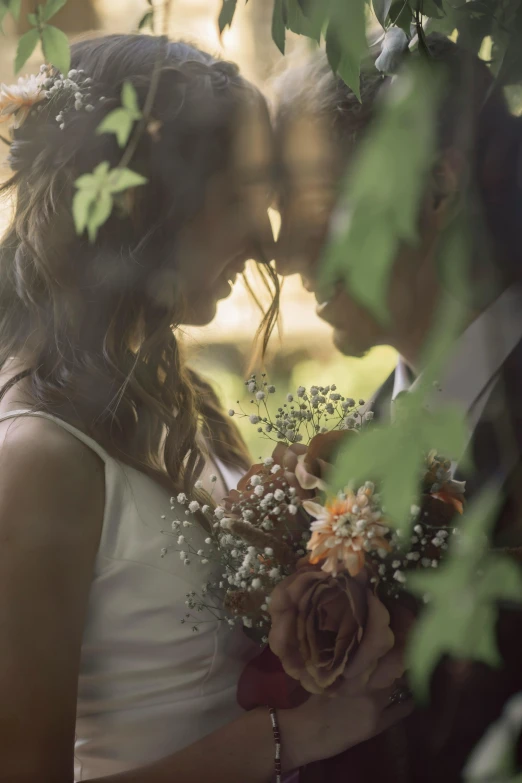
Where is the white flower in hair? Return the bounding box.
[0,73,47,129]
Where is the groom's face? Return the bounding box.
[275,114,387,357]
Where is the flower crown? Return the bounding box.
[0,64,102,132]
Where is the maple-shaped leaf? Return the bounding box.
[406,488,522,702]
[97,82,142,149]
[218,0,237,35]
[73,162,146,242]
[329,385,468,528]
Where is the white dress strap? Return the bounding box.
[0,409,111,462]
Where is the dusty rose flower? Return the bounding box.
[268,565,394,695]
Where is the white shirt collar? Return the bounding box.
[391,284,522,436]
[392,356,413,401]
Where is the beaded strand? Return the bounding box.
[268,707,282,783]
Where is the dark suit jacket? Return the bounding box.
[301,341,522,783]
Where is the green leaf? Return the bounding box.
[138,10,154,31]
[0,5,9,33]
[324,0,367,100]
[97,109,134,148]
[72,188,93,235]
[375,27,409,74]
[406,607,451,702]
[337,51,362,101]
[91,161,111,181]
[389,0,413,36]
[218,0,238,34]
[97,83,141,148]
[74,162,146,242]
[420,0,444,17]
[492,0,522,85]
[41,0,69,22]
[121,81,141,118]
[453,0,496,55]
[328,397,468,526]
[285,0,323,42]
[15,28,40,73]
[325,21,342,73]
[320,60,441,319]
[477,554,522,603]
[406,489,522,701]
[75,161,110,192]
[27,12,38,25]
[294,0,329,39]
[326,292,468,527]
[41,25,70,75]
[107,167,147,194]
[373,0,393,28]
[272,0,287,54]
[87,189,113,243]
[7,0,21,20]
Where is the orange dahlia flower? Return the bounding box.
[303,483,390,577]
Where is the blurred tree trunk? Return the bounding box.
[17,0,100,34]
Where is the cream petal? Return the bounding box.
[302,500,329,519]
[13,106,31,129]
[295,455,328,492]
[307,539,330,558]
[310,520,330,532]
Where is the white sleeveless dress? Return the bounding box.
[0,410,257,781]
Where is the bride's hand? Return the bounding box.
[280,672,414,769]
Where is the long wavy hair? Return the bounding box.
[0,35,279,491]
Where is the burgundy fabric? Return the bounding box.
[237,645,309,711]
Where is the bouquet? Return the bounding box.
[161,375,465,702]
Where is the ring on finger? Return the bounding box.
[388,685,413,706]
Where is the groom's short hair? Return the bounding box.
[275,34,522,292]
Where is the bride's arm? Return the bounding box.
[99,692,411,783]
[0,416,106,783]
[98,685,412,783]
[0,416,411,783]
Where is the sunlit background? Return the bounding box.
[0,0,396,455]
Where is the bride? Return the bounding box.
[0,34,411,783]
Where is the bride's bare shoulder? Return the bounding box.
[0,413,105,543]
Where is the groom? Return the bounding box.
[271,36,522,783]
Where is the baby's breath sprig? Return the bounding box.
[228,374,370,447]
[160,446,313,638]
